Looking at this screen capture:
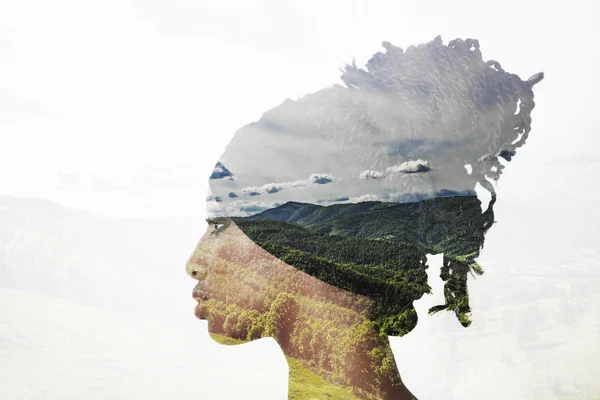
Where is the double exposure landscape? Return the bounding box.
[187,35,543,399]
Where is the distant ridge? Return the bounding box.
[242,192,489,257]
[248,189,476,224]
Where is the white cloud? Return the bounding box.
[341,193,382,203]
[359,170,385,180]
[241,180,305,195]
[217,199,284,217]
[239,173,337,196]
[355,161,430,183]
[386,160,431,174]
[206,202,227,218]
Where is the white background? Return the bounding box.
[2,1,600,399]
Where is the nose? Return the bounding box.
[186,260,207,280]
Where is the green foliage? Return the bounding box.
[265,293,300,349]
[233,195,494,331]
[231,220,429,335]
[286,357,362,400]
[245,195,493,258]
[379,308,418,336]
[195,195,497,399]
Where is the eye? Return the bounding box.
[206,218,230,235]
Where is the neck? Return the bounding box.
[282,332,417,400]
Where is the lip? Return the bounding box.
[194,296,209,320]
[193,283,210,319]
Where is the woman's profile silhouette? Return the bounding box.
[187,35,543,399]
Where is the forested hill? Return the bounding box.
[245,194,494,257]
[222,195,496,331]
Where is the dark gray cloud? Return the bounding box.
[209,161,234,180]
[498,149,516,161]
[316,196,350,205]
[310,173,335,184]
[236,202,267,213]
[228,192,238,198]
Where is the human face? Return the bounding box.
[186,220,236,325]
[185,217,375,343]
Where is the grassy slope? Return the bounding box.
[286,357,361,400]
[209,333,361,400]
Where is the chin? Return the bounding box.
[208,332,250,346]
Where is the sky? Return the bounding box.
[205,39,543,217]
[1,0,599,218]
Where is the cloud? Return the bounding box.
[498,149,516,161]
[359,170,386,180]
[224,200,283,217]
[264,180,306,193]
[239,173,337,196]
[264,185,280,194]
[355,161,430,182]
[228,192,238,198]
[354,161,429,182]
[210,161,234,180]
[206,199,227,219]
[205,37,543,209]
[343,193,383,203]
[316,196,350,205]
[310,173,335,184]
[316,189,476,207]
[241,180,304,195]
[388,189,477,203]
[386,159,431,174]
